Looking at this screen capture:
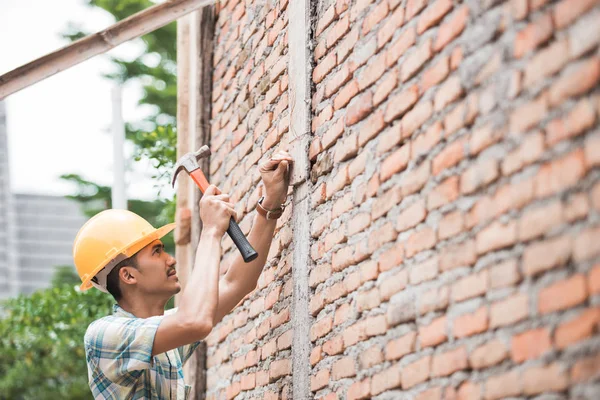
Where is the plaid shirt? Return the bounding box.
[84,304,202,399]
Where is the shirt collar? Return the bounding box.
[112,304,136,318]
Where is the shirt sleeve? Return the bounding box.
[164,307,203,364]
[84,315,163,385]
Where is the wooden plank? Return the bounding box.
[0,0,215,99]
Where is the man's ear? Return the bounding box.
[119,266,138,286]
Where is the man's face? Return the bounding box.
[132,239,180,298]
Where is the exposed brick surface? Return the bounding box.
[205,1,600,399]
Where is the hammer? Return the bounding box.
[172,145,258,263]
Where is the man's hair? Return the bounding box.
[105,255,139,301]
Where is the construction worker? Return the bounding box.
[73,151,293,399]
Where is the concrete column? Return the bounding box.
[288,1,313,398]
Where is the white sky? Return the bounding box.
[0,0,175,201]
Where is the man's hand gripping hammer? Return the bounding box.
[172,145,258,263]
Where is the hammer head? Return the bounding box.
[171,145,211,188]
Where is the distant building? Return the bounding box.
[0,101,87,300]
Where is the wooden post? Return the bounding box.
[175,5,216,399]
[0,0,215,99]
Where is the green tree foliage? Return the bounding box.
[0,285,113,399]
[62,0,178,190]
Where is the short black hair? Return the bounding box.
[105,255,139,301]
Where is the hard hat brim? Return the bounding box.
[79,222,176,292]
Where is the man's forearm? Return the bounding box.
[177,228,222,325]
[224,195,282,292]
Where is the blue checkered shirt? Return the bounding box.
[84,304,202,399]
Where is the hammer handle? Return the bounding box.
[190,169,259,263]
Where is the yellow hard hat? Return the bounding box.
[73,209,175,293]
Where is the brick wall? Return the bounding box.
[202,0,600,399]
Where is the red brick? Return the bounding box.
[427,176,459,210]
[539,274,588,314]
[406,0,426,19]
[440,239,476,272]
[434,6,468,51]
[401,38,433,82]
[590,264,600,295]
[470,123,504,156]
[432,138,465,175]
[386,27,416,67]
[373,69,399,107]
[323,336,343,356]
[343,321,368,348]
[310,346,322,366]
[571,353,600,383]
[226,381,241,400]
[396,199,427,233]
[359,345,383,370]
[380,269,408,300]
[501,130,544,176]
[523,235,571,277]
[409,256,439,284]
[314,52,337,84]
[523,363,569,395]
[357,287,381,312]
[575,225,600,263]
[554,0,598,29]
[332,356,356,380]
[419,316,447,347]
[431,346,467,377]
[412,121,442,160]
[346,92,373,126]
[405,227,436,258]
[401,355,431,389]
[460,158,499,195]
[434,76,463,112]
[358,110,386,148]
[402,161,430,196]
[469,339,508,369]
[327,14,350,49]
[547,99,596,146]
[418,285,449,315]
[550,57,600,108]
[489,259,520,289]
[438,211,464,240]
[310,264,331,288]
[384,85,419,123]
[485,371,522,400]
[385,331,416,361]
[403,101,433,138]
[565,192,590,223]
[362,0,389,34]
[313,105,334,132]
[421,56,450,94]
[535,148,585,199]
[334,80,360,110]
[380,143,410,182]
[311,368,330,391]
[511,328,552,363]
[365,314,388,337]
[378,6,404,48]
[519,201,564,242]
[490,293,528,328]
[418,0,453,34]
[311,316,334,341]
[476,220,517,255]
[372,186,402,220]
[509,93,547,134]
[270,358,291,382]
[524,39,569,87]
[348,378,371,400]
[378,242,403,274]
[371,365,401,395]
[555,307,600,349]
[514,13,553,58]
[452,270,489,302]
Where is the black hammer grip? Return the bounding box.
[227,217,258,263]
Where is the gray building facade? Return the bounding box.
[0,101,87,300]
